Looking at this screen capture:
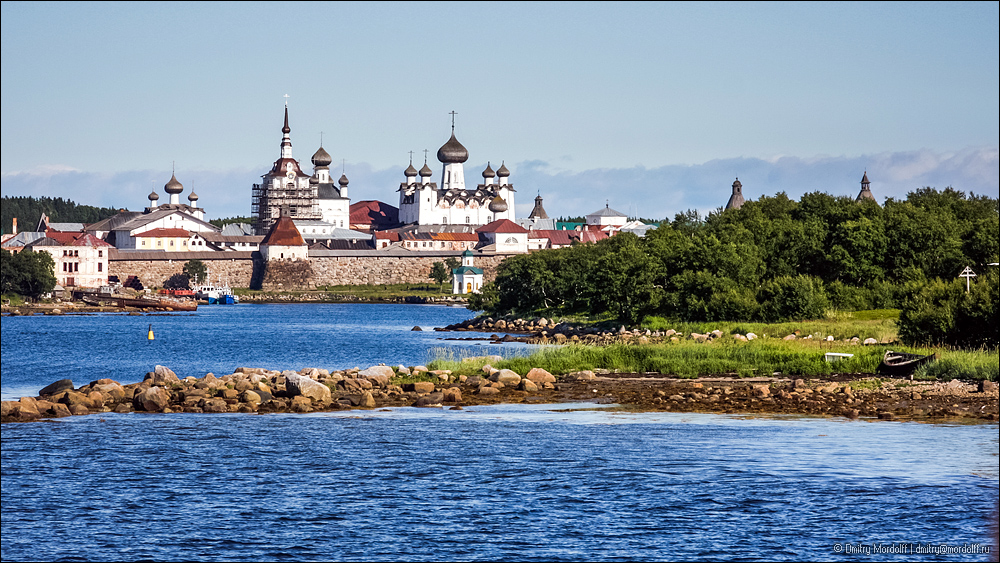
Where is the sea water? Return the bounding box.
[2,305,998,561]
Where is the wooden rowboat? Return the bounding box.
[876,350,936,377]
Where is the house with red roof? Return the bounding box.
[476,219,529,254]
[23,231,113,288]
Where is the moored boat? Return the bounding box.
[877,350,936,377]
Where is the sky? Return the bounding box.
[1,1,997,222]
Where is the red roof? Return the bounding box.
[136,228,191,238]
[350,200,399,227]
[43,231,113,247]
[374,231,399,241]
[261,216,306,246]
[529,230,575,246]
[476,219,528,234]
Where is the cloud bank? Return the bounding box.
[2,147,995,223]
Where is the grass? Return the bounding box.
[423,338,998,381]
[643,313,900,343]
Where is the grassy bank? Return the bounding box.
[427,340,997,381]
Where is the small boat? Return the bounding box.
[193,283,239,304]
[81,294,198,311]
[877,350,936,377]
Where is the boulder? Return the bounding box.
[752,385,770,398]
[978,380,998,393]
[358,391,376,408]
[411,326,422,331]
[284,373,332,404]
[863,337,878,345]
[525,368,556,383]
[38,379,75,396]
[242,390,261,404]
[69,404,90,416]
[290,396,313,413]
[567,370,596,381]
[491,369,521,386]
[745,332,757,340]
[93,382,126,403]
[404,381,436,394]
[476,387,500,396]
[136,387,171,412]
[114,403,132,413]
[443,388,462,403]
[359,366,395,378]
[148,365,181,386]
[519,379,538,392]
[413,392,444,407]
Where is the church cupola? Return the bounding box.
[280,106,293,159]
[188,190,199,206]
[529,194,549,219]
[437,133,469,164]
[482,162,495,186]
[419,158,433,185]
[164,172,184,205]
[404,160,418,181]
[311,146,332,169]
[496,161,510,186]
[148,189,159,208]
[725,177,745,211]
[438,113,468,192]
[489,195,508,214]
[856,171,876,203]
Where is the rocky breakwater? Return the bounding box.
[3,365,997,423]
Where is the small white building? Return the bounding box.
[452,250,484,294]
[476,219,529,254]
[259,214,308,261]
[585,204,628,228]
[23,232,112,288]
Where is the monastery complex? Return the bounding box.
[2,105,879,295]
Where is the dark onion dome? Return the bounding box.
[496,161,510,177]
[311,146,332,167]
[148,190,159,201]
[488,195,508,213]
[437,133,469,164]
[404,162,418,177]
[732,178,742,189]
[309,175,320,185]
[419,162,433,177]
[482,163,495,178]
[164,173,183,194]
[282,106,291,134]
[187,190,199,202]
[339,174,349,187]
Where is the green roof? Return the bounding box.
[453,266,483,275]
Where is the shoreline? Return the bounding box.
[4,364,998,424]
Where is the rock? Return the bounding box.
[69,404,89,416]
[359,391,376,408]
[93,381,126,403]
[359,366,395,378]
[403,381,436,394]
[39,379,75,396]
[525,368,556,383]
[411,326,422,331]
[290,396,313,413]
[242,390,261,404]
[752,385,770,398]
[863,338,878,345]
[568,370,596,381]
[493,369,521,386]
[284,373,332,404]
[136,387,170,412]
[826,335,835,341]
[519,379,538,392]
[783,334,797,341]
[476,387,500,396]
[710,330,723,339]
[0,400,15,418]
[16,397,40,419]
[149,365,181,386]
[844,409,860,419]
[220,388,239,400]
[114,403,131,413]
[443,387,462,403]
[978,380,998,393]
[413,392,445,407]
[412,365,429,373]
[733,334,748,342]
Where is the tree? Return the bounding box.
[591,234,663,325]
[183,260,207,285]
[1,249,21,295]
[163,273,190,290]
[429,262,449,288]
[9,250,57,300]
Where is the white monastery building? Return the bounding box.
[398,119,516,227]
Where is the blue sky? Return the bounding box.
[2,1,997,221]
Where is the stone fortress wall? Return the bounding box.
[109,251,508,290]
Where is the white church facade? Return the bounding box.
[397,123,516,227]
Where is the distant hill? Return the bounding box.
[1,196,122,234]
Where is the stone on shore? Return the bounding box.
[404,381,436,394]
[284,373,332,404]
[136,387,171,412]
[147,365,181,386]
[443,387,462,403]
[359,366,394,378]
[38,379,75,396]
[491,369,521,386]
[525,368,556,383]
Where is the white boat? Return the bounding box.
[191,272,240,304]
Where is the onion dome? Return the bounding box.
[488,195,508,213]
[437,133,469,164]
[187,191,199,202]
[339,174,349,187]
[733,178,742,190]
[419,162,433,177]
[164,173,183,195]
[309,176,320,185]
[482,163,495,178]
[496,161,510,177]
[148,190,159,201]
[404,162,418,177]
[282,106,291,134]
[311,146,332,168]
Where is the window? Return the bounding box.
[169,240,174,247]
[141,240,147,247]
[466,216,470,224]
[63,263,68,272]
[98,250,103,257]
[97,263,102,272]
[74,262,79,272]
[157,240,162,247]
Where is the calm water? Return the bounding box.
[1,303,521,400]
[2,305,998,561]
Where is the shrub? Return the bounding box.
[757,275,829,322]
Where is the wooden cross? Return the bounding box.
[449,110,457,132]
[283,94,289,107]
[408,150,414,163]
[423,149,429,163]
[959,266,977,292]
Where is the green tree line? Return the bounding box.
[2,196,121,234]
[469,187,998,347]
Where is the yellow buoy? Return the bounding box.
[147,323,154,341]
